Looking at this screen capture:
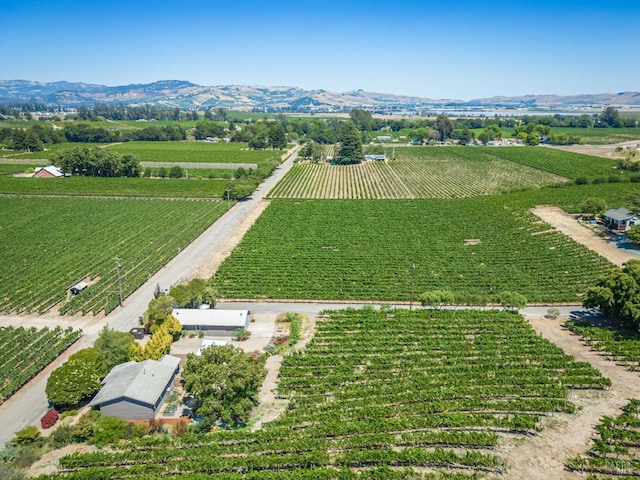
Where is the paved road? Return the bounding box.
[0,147,299,447]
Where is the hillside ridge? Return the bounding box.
[1,79,639,111]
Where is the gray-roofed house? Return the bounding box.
[602,207,639,231]
[89,355,180,420]
[172,309,250,336]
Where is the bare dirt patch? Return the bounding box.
[547,140,640,159]
[249,314,316,431]
[531,206,638,267]
[28,444,98,478]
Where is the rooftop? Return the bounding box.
[172,309,249,328]
[89,355,180,408]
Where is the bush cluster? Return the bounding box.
[40,409,59,429]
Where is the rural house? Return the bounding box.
[33,166,64,178]
[172,308,250,336]
[89,355,180,420]
[602,207,639,231]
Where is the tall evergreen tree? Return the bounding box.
[337,120,363,164]
[268,122,287,150]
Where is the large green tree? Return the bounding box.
[302,141,323,162]
[435,114,454,142]
[628,225,640,245]
[268,122,287,150]
[54,146,141,177]
[93,326,135,372]
[46,348,107,409]
[600,107,620,127]
[194,120,225,139]
[336,120,363,164]
[580,197,607,218]
[349,108,373,131]
[583,260,640,327]
[182,344,266,427]
[169,278,217,308]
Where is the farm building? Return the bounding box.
[375,135,392,142]
[69,281,88,295]
[33,166,64,178]
[364,154,386,161]
[602,207,639,231]
[89,355,180,420]
[172,308,250,336]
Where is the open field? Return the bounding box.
[0,141,283,168]
[0,163,39,175]
[0,175,228,197]
[106,141,283,164]
[0,325,81,405]
[546,127,640,144]
[0,142,104,160]
[0,197,228,315]
[268,147,627,199]
[213,197,614,303]
[476,127,640,145]
[478,147,621,180]
[39,309,609,479]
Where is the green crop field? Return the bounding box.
[269,147,627,199]
[105,141,283,164]
[0,163,39,175]
[0,142,104,161]
[0,197,228,315]
[0,175,227,197]
[0,141,284,166]
[0,326,81,405]
[476,147,621,180]
[568,399,640,476]
[551,126,640,144]
[213,197,614,303]
[41,309,609,479]
[567,319,640,371]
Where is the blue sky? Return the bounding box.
[2,0,638,100]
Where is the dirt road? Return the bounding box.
[507,314,640,479]
[512,207,640,478]
[547,139,640,159]
[531,206,639,266]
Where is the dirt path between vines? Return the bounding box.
[531,205,639,267]
[250,314,316,431]
[514,204,640,478]
[505,315,640,479]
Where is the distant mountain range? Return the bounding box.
[1,79,639,112]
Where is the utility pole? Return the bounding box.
[225,187,230,211]
[115,256,123,307]
[410,263,415,311]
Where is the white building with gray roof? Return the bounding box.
[89,355,180,420]
[172,308,250,336]
[602,207,639,231]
